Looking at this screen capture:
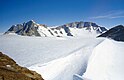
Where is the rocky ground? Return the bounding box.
[0,52,44,80]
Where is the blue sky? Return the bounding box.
[0,0,124,32]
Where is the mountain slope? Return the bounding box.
[0,52,44,80]
[5,20,52,37]
[58,21,107,33]
[5,20,107,37]
[98,25,124,41]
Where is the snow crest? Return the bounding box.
[83,39,124,80]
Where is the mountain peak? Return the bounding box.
[27,20,36,24]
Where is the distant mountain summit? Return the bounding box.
[57,21,107,36]
[5,20,107,37]
[98,25,124,41]
[5,20,46,36]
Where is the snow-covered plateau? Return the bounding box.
[0,31,124,80]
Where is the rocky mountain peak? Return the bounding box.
[31,19,35,22]
[24,20,36,26]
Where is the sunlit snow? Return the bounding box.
[1,32,123,80]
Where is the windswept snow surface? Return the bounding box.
[29,41,101,80]
[83,39,124,80]
[0,33,3,35]
[0,33,103,80]
[28,38,103,80]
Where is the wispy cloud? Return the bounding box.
[90,10,124,19]
[110,16,124,19]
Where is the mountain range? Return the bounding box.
[1,20,124,80]
[5,20,107,37]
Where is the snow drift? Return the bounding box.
[83,39,124,80]
[29,38,102,80]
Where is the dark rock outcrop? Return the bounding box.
[97,25,124,41]
[0,52,44,80]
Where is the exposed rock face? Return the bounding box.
[58,21,107,34]
[97,25,124,41]
[0,52,44,80]
[5,20,43,36]
[5,20,107,37]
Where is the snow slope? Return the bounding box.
[0,33,100,67]
[83,39,124,80]
[0,33,103,80]
[29,38,102,80]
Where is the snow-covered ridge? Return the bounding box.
[72,39,124,80]
[4,20,107,37]
[83,39,124,80]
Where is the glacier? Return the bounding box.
[0,27,124,80]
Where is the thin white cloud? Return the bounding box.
[90,11,124,19]
[91,15,110,19]
[110,16,124,19]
